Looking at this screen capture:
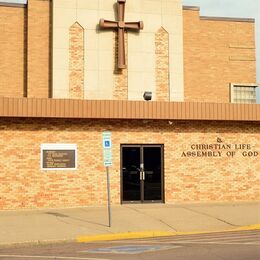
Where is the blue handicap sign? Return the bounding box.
[104,140,110,148]
[102,132,112,166]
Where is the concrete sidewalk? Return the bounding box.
[0,202,259,246]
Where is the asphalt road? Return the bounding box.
[0,229,259,260]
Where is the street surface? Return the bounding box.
[0,229,259,259]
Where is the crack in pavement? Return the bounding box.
[158,219,178,231]
[51,215,113,233]
[180,207,239,227]
[44,211,108,228]
[123,206,178,231]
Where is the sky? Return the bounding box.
[182,0,260,102]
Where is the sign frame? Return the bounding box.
[102,132,112,167]
[102,131,112,227]
[40,143,78,171]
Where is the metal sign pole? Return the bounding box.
[102,131,112,227]
[106,166,112,227]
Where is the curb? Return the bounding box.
[0,224,259,248]
[77,231,176,243]
[77,224,260,243]
[0,239,75,249]
[235,223,260,231]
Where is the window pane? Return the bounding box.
[233,86,256,104]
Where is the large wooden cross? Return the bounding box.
[99,0,143,69]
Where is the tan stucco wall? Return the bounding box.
[52,0,184,101]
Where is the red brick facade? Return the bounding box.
[0,1,51,99]
[27,0,51,98]
[0,118,259,210]
[183,8,256,103]
[0,2,259,210]
[0,5,26,98]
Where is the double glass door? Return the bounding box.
[121,145,164,203]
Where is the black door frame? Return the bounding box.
[120,144,164,204]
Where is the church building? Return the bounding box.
[0,0,259,210]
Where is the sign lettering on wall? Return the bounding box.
[181,138,258,158]
[41,144,77,170]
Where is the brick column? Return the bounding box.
[27,0,51,98]
[155,27,169,101]
[69,22,84,99]
[0,5,26,97]
[113,32,128,100]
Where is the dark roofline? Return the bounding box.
[0,2,26,7]
[200,16,255,23]
[183,6,200,11]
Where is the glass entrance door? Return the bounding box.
[121,145,164,203]
[143,146,162,201]
[122,146,141,202]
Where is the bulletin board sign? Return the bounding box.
[41,144,77,170]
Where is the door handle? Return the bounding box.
[140,170,145,180]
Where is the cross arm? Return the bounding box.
[125,21,144,30]
[99,19,118,29]
[118,0,126,22]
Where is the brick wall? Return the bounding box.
[0,5,26,97]
[69,22,84,99]
[113,32,128,100]
[27,0,51,98]
[0,3,257,102]
[183,9,256,103]
[0,118,259,210]
[155,27,169,101]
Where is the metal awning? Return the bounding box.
[0,97,259,121]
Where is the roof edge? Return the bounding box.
[182,5,200,11]
[200,16,255,23]
[183,5,255,23]
[0,2,26,7]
